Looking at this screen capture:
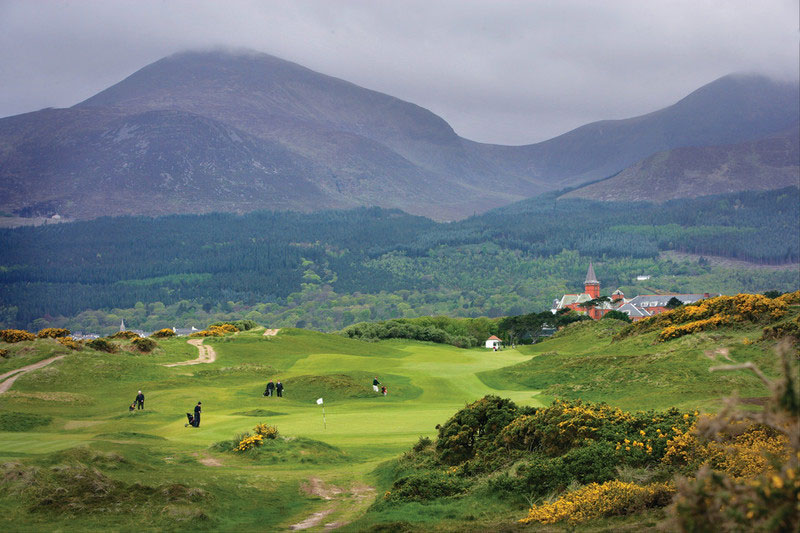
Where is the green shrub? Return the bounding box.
[562,442,619,484]
[0,348,8,358]
[602,310,632,323]
[387,471,468,502]
[436,395,520,465]
[515,454,569,497]
[131,337,157,352]
[86,338,118,353]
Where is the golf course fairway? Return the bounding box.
[0,327,543,531]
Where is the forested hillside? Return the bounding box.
[0,188,797,332]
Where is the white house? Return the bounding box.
[485,335,502,349]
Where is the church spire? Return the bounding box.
[585,262,599,285]
[120,319,126,332]
[584,262,600,299]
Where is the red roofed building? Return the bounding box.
[552,264,715,321]
[485,335,502,349]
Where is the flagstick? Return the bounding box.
[322,405,327,430]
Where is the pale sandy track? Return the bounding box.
[263,328,280,336]
[163,339,216,367]
[0,355,65,394]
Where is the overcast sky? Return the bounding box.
[0,0,797,145]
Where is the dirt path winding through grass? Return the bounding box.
[163,339,217,367]
[289,477,375,530]
[0,355,66,394]
[263,328,280,336]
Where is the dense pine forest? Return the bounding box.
[1,187,797,333]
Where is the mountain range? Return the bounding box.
[0,49,797,220]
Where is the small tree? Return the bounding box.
[665,297,683,309]
[602,310,632,323]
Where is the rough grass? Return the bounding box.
[0,412,52,432]
[479,315,792,411]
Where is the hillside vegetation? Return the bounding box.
[1,188,797,333]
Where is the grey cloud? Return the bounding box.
[0,0,797,144]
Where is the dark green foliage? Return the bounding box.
[603,310,633,323]
[341,316,496,347]
[513,455,569,497]
[86,338,118,353]
[561,442,619,484]
[0,412,52,431]
[665,297,684,309]
[1,188,797,331]
[211,319,259,331]
[436,396,520,465]
[386,471,468,502]
[498,310,589,344]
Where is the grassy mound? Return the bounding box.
[284,372,423,402]
[479,312,796,410]
[0,412,53,432]
[0,461,209,521]
[213,435,348,464]
[232,409,287,417]
[93,432,167,441]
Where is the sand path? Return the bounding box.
[163,339,217,367]
[289,477,375,530]
[0,355,66,394]
[263,328,280,336]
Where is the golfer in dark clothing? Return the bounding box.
[373,376,380,392]
[193,402,201,427]
[264,380,275,397]
[136,390,145,410]
[276,381,283,397]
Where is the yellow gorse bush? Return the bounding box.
[0,329,35,343]
[235,433,263,451]
[190,324,240,338]
[617,293,792,342]
[658,315,731,342]
[234,423,279,452]
[56,337,83,351]
[36,328,71,338]
[663,419,791,480]
[519,480,674,524]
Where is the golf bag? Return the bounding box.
[185,412,196,427]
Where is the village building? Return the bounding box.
[485,335,502,349]
[552,264,714,321]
